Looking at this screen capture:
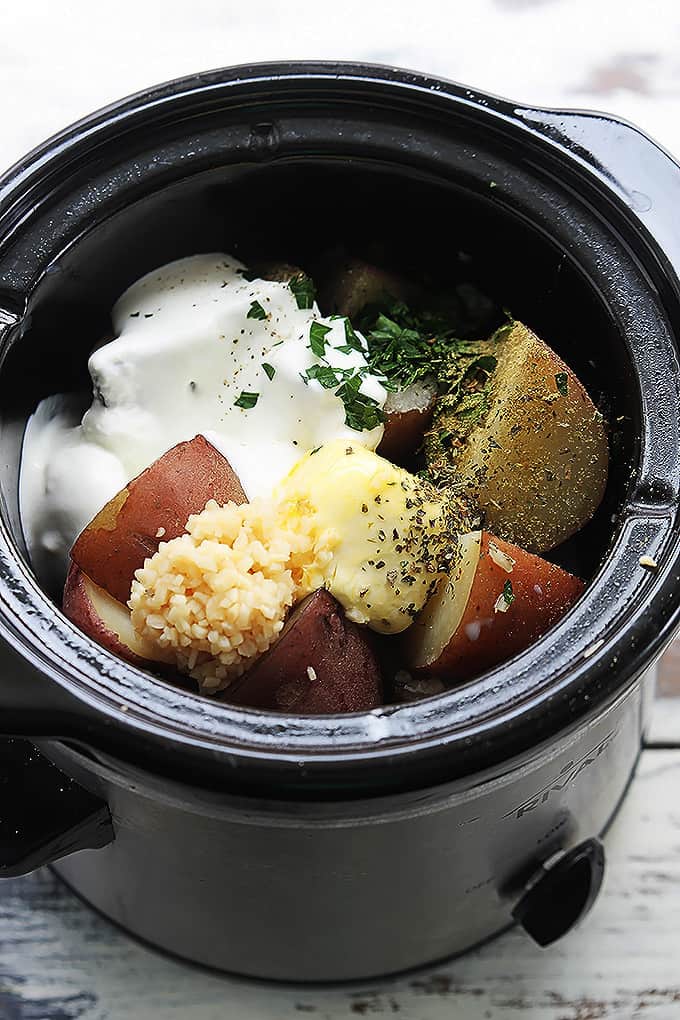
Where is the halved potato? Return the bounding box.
[432,322,609,553]
[404,531,584,682]
[252,261,304,284]
[225,589,382,713]
[378,377,438,464]
[317,257,413,319]
[71,435,246,605]
[63,563,176,670]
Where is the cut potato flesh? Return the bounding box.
[453,322,608,553]
[405,531,584,682]
[318,258,412,319]
[251,261,304,283]
[63,563,175,668]
[406,531,482,670]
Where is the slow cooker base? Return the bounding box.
[50,859,518,983]
[45,679,645,982]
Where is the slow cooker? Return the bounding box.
[0,62,679,982]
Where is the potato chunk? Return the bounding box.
[225,589,382,713]
[446,322,608,552]
[71,435,246,604]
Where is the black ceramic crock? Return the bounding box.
[1,62,680,981]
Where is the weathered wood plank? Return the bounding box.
[1,749,679,1019]
[648,694,680,746]
[658,641,680,697]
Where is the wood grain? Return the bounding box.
[657,642,680,697]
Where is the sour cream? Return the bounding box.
[20,254,387,590]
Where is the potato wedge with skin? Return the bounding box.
[317,257,413,319]
[378,377,438,464]
[251,261,304,284]
[71,435,246,605]
[449,322,608,553]
[63,563,176,671]
[225,589,383,713]
[405,531,584,682]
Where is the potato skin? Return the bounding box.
[378,380,438,464]
[378,405,434,463]
[251,261,304,284]
[71,435,246,605]
[225,589,383,713]
[317,258,412,319]
[63,563,160,668]
[456,322,609,553]
[410,532,584,683]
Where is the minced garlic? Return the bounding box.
[129,498,335,692]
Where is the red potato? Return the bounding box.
[71,435,246,605]
[377,377,438,464]
[253,261,305,283]
[404,531,584,682]
[63,563,176,671]
[317,257,415,319]
[225,589,382,713]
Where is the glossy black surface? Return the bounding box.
[0,740,112,877]
[0,64,677,795]
[512,837,606,947]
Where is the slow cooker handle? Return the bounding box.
[0,738,113,878]
[516,107,680,283]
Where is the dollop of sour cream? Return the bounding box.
[20,253,387,590]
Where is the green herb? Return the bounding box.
[289,272,316,309]
[342,318,364,353]
[555,372,568,397]
[503,579,515,605]
[335,373,385,432]
[262,363,276,381]
[247,300,267,320]
[363,313,441,390]
[234,391,259,409]
[309,321,332,357]
[305,363,347,389]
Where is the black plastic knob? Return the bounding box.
[512,838,605,947]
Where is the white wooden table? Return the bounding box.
[2,1,680,1016]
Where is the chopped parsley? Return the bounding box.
[335,374,385,432]
[305,363,347,389]
[362,309,452,390]
[247,300,268,320]
[555,372,568,397]
[334,320,366,354]
[303,361,384,431]
[289,272,316,309]
[309,321,332,357]
[262,363,276,381]
[359,294,501,393]
[423,346,499,484]
[341,318,364,353]
[503,579,515,605]
[234,391,259,409]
